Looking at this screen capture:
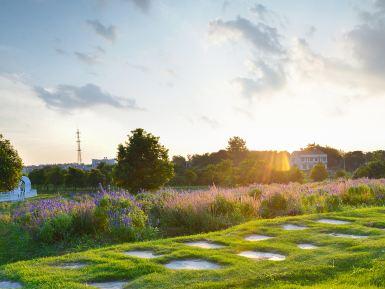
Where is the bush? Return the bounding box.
[259,193,288,218]
[310,164,328,181]
[341,185,375,206]
[12,190,158,244]
[353,161,385,179]
[38,214,73,243]
[335,170,348,179]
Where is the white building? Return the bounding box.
[0,176,37,202]
[290,149,328,171]
[91,157,116,168]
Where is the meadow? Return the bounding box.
[0,178,385,265]
[1,206,385,288]
[1,179,385,288]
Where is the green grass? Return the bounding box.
[2,207,385,288]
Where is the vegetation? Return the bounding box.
[2,206,385,288]
[29,163,115,193]
[114,129,174,194]
[310,163,328,181]
[0,134,23,191]
[353,160,385,179]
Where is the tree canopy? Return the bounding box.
[114,128,174,193]
[0,134,23,191]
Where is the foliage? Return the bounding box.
[11,189,157,244]
[0,134,23,191]
[335,169,348,179]
[114,128,174,193]
[310,163,328,181]
[353,160,385,179]
[65,167,86,189]
[226,136,248,153]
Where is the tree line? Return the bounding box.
[3,129,385,195]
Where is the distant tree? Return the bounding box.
[65,167,86,190]
[184,169,197,186]
[114,128,174,193]
[353,160,385,179]
[46,166,65,189]
[335,170,348,179]
[226,136,248,153]
[310,163,328,182]
[29,168,47,188]
[88,169,104,188]
[288,166,304,183]
[0,134,23,191]
[96,162,115,185]
[344,151,366,172]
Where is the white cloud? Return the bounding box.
[208,16,284,55]
[86,19,117,42]
[34,83,140,112]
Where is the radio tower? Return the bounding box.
[76,129,82,164]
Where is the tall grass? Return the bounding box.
[149,178,385,235]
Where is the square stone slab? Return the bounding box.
[124,250,163,259]
[298,243,319,250]
[238,251,286,261]
[164,259,221,270]
[184,241,225,249]
[282,224,307,230]
[329,233,368,239]
[244,234,273,241]
[0,281,22,289]
[317,219,351,225]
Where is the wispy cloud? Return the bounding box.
[124,0,151,13]
[86,19,117,42]
[34,83,140,112]
[208,16,284,55]
[200,116,220,128]
[74,51,100,65]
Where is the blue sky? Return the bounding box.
[1,0,385,165]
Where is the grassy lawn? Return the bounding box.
[2,207,385,288]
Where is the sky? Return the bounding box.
[1,0,385,165]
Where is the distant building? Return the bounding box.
[91,157,116,168]
[290,148,327,171]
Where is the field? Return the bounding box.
[2,206,385,288]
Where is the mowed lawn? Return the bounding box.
[3,207,385,289]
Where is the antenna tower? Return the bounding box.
[76,129,82,164]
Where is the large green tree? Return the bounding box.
[0,134,23,191]
[114,129,174,193]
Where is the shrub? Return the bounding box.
[12,190,157,244]
[38,214,73,243]
[259,193,288,218]
[341,185,375,206]
[353,161,385,179]
[310,164,328,181]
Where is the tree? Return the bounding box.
[88,169,104,188]
[29,168,47,188]
[97,162,114,185]
[310,163,328,182]
[288,166,304,183]
[184,169,197,186]
[0,134,23,191]
[65,167,86,190]
[353,160,385,179]
[46,166,65,189]
[114,129,174,193]
[226,136,247,153]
